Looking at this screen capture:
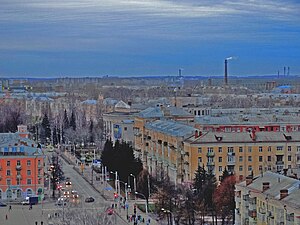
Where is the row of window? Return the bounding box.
[198,155,293,163]
[3,169,43,176]
[198,146,300,153]
[215,164,293,173]
[6,178,42,185]
[5,160,41,167]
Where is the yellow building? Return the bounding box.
[184,131,300,182]
[235,172,300,225]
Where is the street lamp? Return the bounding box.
[130,174,137,200]
[135,191,148,217]
[110,171,120,196]
[161,208,174,225]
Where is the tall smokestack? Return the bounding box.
[224,59,228,86]
[287,67,290,76]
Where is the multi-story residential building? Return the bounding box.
[235,172,300,225]
[0,126,44,201]
[184,130,300,182]
[195,114,300,133]
[136,112,300,185]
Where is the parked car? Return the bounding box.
[85,197,95,203]
[0,202,7,207]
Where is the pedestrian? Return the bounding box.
[9,205,12,210]
[35,221,38,225]
[41,222,44,225]
[5,214,8,220]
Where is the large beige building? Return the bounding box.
[135,112,300,185]
[235,172,300,225]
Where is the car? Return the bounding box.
[0,202,7,207]
[71,190,79,198]
[55,197,68,206]
[63,191,70,198]
[106,208,114,215]
[85,197,95,203]
[65,181,72,186]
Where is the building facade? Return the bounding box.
[0,127,44,201]
[235,172,300,225]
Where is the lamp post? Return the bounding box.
[135,192,148,218]
[110,171,120,196]
[161,208,174,225]
[284,205,287,225]
[130,174,137,200]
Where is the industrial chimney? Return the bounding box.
[224,59,228,86]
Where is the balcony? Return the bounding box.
[16,174,22,180]
[227,152,235,156]
[16,165,22,170]
[207,152,215,157]
[227,160,236,165]
[276,161,284,165]
[207,161,215,166]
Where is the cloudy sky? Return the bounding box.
[0,0,299,77]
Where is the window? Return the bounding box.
[218,157,222,162]
[288,146,291,152]
[228,147,234,153]
[239,147,243,153]
[248,147,252,153]
[38,160,41,166]
[27,179,32,185]
[248,156,252,162]
[239,166,243,171]
[277,146,283,151]
[268,156,271,162]
[259,146,263,152]
[239,156,243,162]
[288,155,292,161]
[6,179,11,185]
[27,160,31,166]
[248,165,252,171]
[259,156,263,162]
[17,179,20,185]
[17,171,20,175]
[6,170,11,176]
[17,160,21,166]
[259,165,263,171]
[27,170,31,176]
[297,146,300,152]
[268,165,271,170]
[198,157,202,163]
[288,165,291,169]
[124,127,127,131]
[208,147,214,153]
[219,166,222,172]
[198,147,202,153]
[218,147,222,153]
[268,146,272,152]
[7,161,10,166]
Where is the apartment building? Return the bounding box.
[195,114,300,133]
[184,130,300,182]
[235,172,300,225]
[0,126,44,201]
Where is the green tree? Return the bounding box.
[70,110,76,131]
[63,109,69,129]
[41,113,51,144]
[221,167,230,182]
[89,120,94,144]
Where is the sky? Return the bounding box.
[0,0,299,78]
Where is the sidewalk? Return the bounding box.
[60,151,159,225]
